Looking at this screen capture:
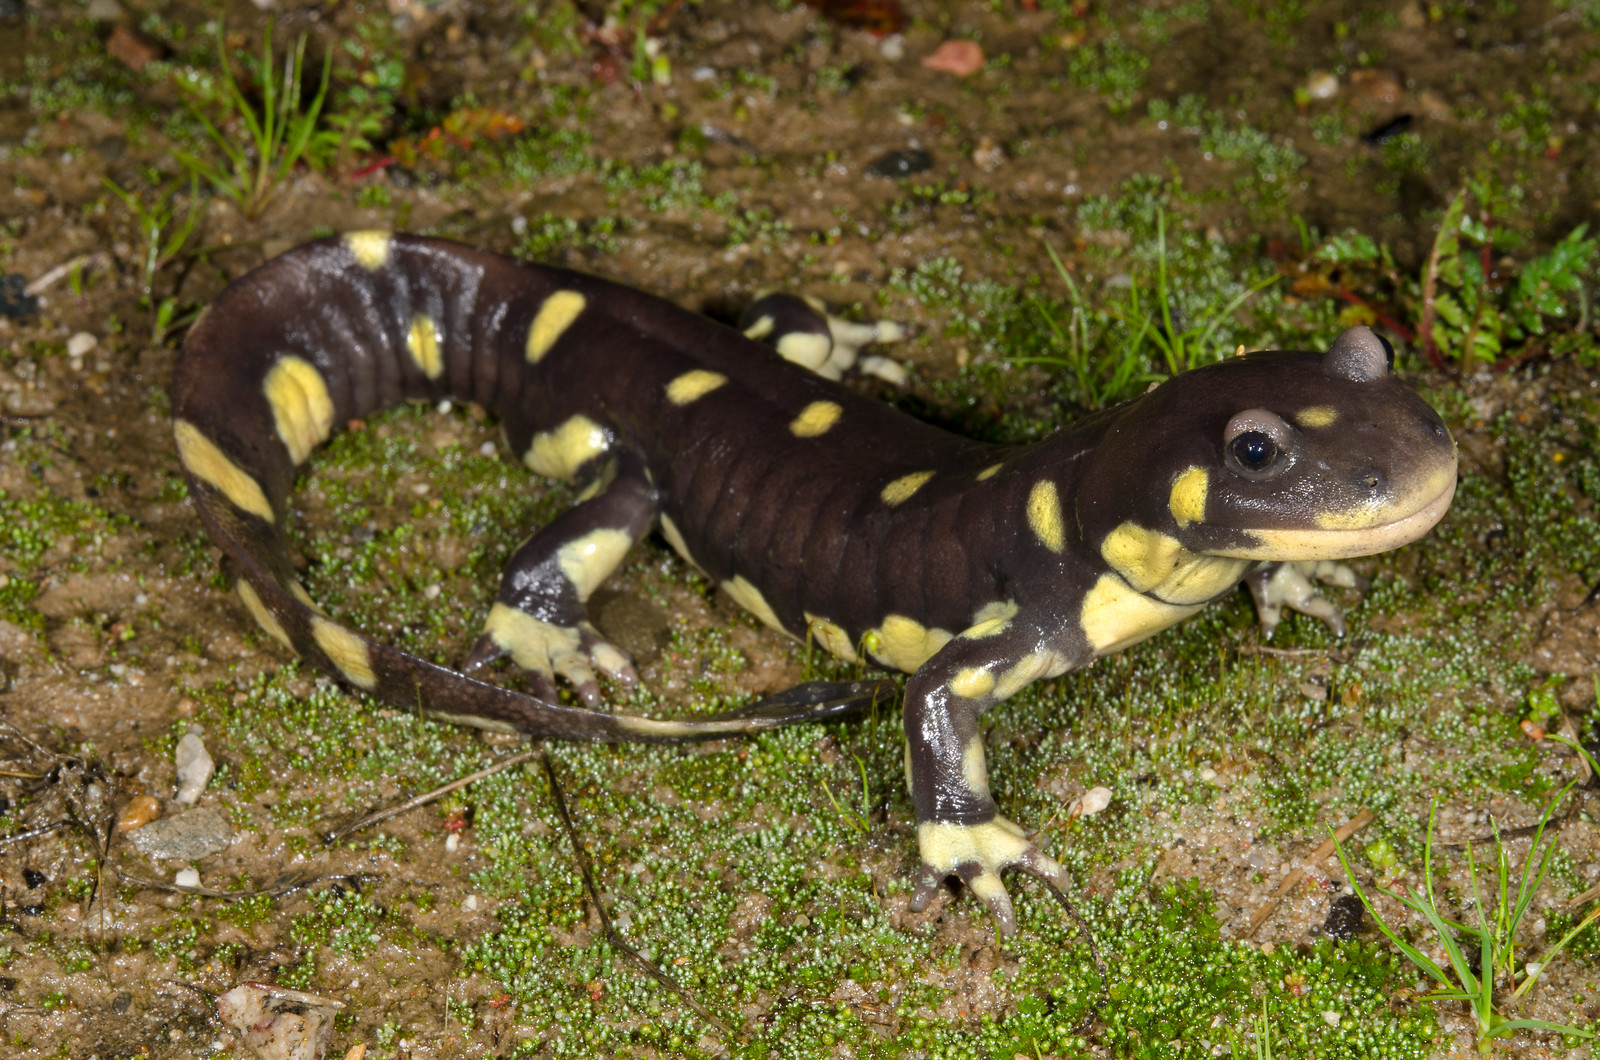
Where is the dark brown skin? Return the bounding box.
[173,235,1458,934]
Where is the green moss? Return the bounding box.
[1067,39,1149,114]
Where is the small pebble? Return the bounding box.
[1305,70,1338,100]
[879,35,904,61]
[175,867,201,888]
[85,0,127,20]
[1322,1010,1341,1028]
[464,894,479,911]
[1349,68,1402,105]
[445,833,461,852]
[971,137,1004,171]
[437,399,452,415]
[1322,893,1366,939]
[479,440,496,456]
[66,332,96,358]
[124,805,234,860]
[1362,114,1414,146]
[117,793,162,832]
[174,731,215,806]
[865,149,932,179]
[1069,786,1113,818]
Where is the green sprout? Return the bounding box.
[102,173,203,338]
[175,22,332,219]
[1334,792,1600,1052]
[1112,211,1280,378]
[1020,241,1164,410]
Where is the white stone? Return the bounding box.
[1306,71,1339,100]
[66,332,97,358]
[174,731,215,806]
[1069,786,1113,818]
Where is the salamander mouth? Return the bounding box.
[1208,468,1458,561]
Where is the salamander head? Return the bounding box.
[1082,326,1458,561]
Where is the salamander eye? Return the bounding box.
[1222,408,1294,479]
[1230,431,1277,471]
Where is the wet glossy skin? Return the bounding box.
[172,234,1457,935]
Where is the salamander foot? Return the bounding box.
[463,605,637,705]
[1248,559,1368,639]
[909,816,1064,936]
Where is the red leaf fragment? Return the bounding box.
[921,40,984,77]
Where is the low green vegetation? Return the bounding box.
[173,22,331,220]
[1336,787,1599,1051]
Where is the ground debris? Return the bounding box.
[218,981,343,1060]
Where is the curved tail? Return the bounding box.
[173,233,892,741]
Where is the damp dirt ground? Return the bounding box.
[0,2,1599,1058]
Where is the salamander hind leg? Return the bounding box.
[902,625,1073,935]
[464,455,658,705]
[739,293,907,385]
[1246,560,1368,639]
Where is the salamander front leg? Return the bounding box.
[1247,560,1368,639]
[903,633,1070,935]
[464,455,658,704]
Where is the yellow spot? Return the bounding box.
[775,331,831,371]
[1027,480,1065,552]
[556,527,633,601]
[263,355,335,464]
[950,667,996,700]
[344,230,392,271]
[993,650,1065,701]
[287,580,327,615]
[961,599,1018,640]
[421,709,522,734]
[869,614,952,672]
[173,419,274,523]
[1079,573,1200,655]
[1296,405,1338,429]
[236,580,292,651]
[483,603,578,678]
[525,291,587,362]
[916,818,1034,875]
[523,415,609,480]
[742,315,775,340]
[311,616,376,689]
[658,513,703,571]
[721,576,786,633]
[1100,521,1249,604]
[960,736,990,796]
[666,369,728,405]
[790,401,843,438]
[881,470,935,507]
[407,314,444,379]
[805,613,860,662]
[976,463,1003,481]
[1168,466,1208,528]
[1100,523,1184,594]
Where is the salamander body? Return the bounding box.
[173,233,1457,933]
